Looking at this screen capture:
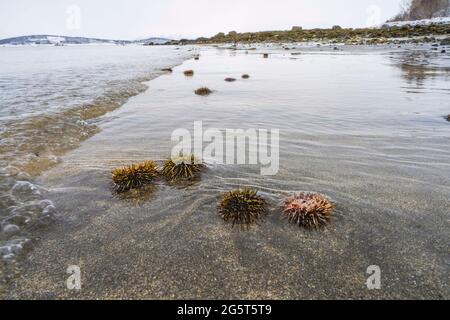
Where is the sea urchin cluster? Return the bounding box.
[112,161,158,193]
[218,189,267,228]
[282,193,333,228]
[162,154,205,181]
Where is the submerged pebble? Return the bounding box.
[0,237,32,261]
[2,224,20,237]
[3,166,20,177]
[11,181,42,202]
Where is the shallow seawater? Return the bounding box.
[0,45,193,263]
[3,47,450,299]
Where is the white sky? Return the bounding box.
[0,0,403,40]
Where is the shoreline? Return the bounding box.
[171,23,450,47]
[0,46,195,273]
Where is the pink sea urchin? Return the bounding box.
[282,193,333,228]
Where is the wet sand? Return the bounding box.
[4,47,450,299]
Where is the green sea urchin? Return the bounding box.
[112,161,158,193]
[282,193,333,228]
[195,87,212,96]
[225,77,236,82]
[184,70,194,76]
[161,154,205,181]
[218,189,267,228]
[241,74,250,79]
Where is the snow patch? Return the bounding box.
[383,16,450,28]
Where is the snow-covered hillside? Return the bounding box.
[0,35,171,46]
[383,16,450,28]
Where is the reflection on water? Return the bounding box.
[113,185,158,207]
[389,50,450,88]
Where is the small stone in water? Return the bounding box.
[2,224,20,237]
[4,166,20,177]
[17,172,31,181]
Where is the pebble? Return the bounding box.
[2,224,20,237]
[3,166,20,177]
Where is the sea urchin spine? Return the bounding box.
[161,154,205,182]
[282,193,333,228]
[112,161,158,193]
[218,189,267,228]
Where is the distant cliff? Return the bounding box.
[390,0,450,22]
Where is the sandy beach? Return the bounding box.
[2,47,449,299]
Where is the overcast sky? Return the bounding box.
[0,0,403,40]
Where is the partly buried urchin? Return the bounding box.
[218,188,267,228]
[195,87,212,96]
[282,192,333,228]
[161,154,205,182]
[112,161,158,193]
